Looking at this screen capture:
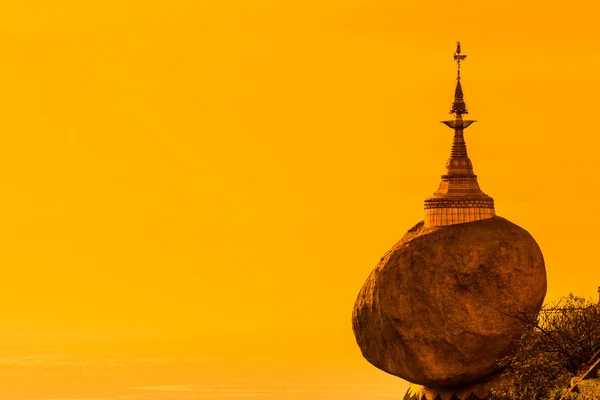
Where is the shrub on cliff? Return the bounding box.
[492,294,600,400]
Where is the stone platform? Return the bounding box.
[403,374,508,400]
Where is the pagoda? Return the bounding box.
[424,42,495,227]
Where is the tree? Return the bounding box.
[491,294,600,400]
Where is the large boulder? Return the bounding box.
[352,216,546,388]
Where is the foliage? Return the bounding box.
[491,327,571,400]
[491,294,600,400]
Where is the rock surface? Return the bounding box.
[352,216,546,388]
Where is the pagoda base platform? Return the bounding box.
[403,374,509,400]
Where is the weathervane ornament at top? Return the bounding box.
[454,41,467,79]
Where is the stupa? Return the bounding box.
[424,42,495,227]
[352,43,547,399]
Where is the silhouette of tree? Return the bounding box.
[492,294,600,400]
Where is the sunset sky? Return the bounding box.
[0,0,598,398]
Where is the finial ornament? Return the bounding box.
[444,41,474,127]
[454,41,467,79]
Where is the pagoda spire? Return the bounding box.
[423,42,495,228]
[442,43,476,130]
[450,42,468,117]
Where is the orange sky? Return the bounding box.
[0,0,598,398]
